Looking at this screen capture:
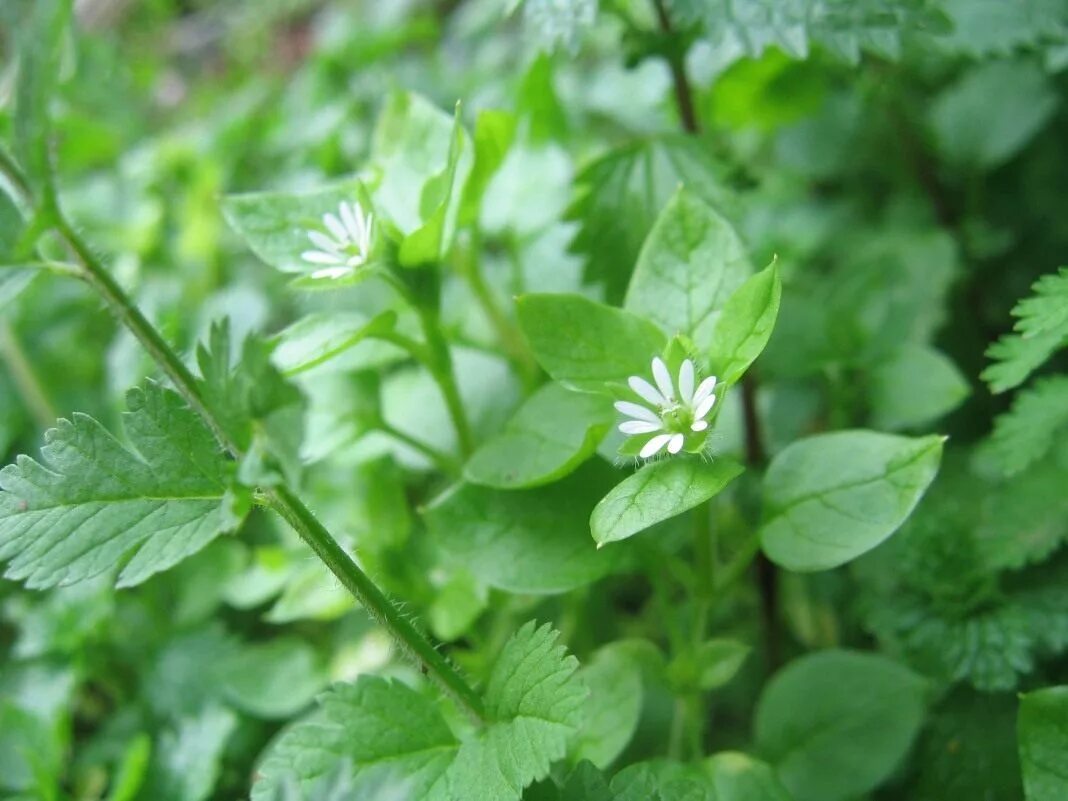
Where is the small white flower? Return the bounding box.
[301,200,374,279]
[615,357,717,459]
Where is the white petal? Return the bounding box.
[691,420,708,432]
[346,253,367,268]
[667,433,684,454]
[693,394,716,421]
[614,401,660,423]
[308,230,342,253]
[323,212,348,242]
[640,433,673,458]
[692,376,718,406]
[619,420,661,435]
[678,359,695,403]
[361,213,374,249]
[651,357,675,400]
[311,266,352,279]
[340,201,362,242]
[628,376,665,406]
[302,250,345,265]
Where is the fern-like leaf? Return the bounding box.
[984,376,1068,476]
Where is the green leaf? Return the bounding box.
[516,293,668,392]
[929,61,1059,169]
[271,311,403,376]
[567,137,731,302]
[217,638,326,720]
[610,760,717,801]
[0,381,240,589]
[222,178,371,275]
[935,0,1068,58]
[708,260,782,385]
[591,458,744,547]
[465,382,613,489]
[254,621,585,801]
[151,707,236,801]
[985,376,1068,476]
[398,103,472,266]
[669,639,750,692]
[572,645,644,769]
[760,431,943,572]
[519,0,598,51]
[14,0,71,198]
[701,752,793,801]
[754,650,927,801]
[561,761,613,801]
[869,344,970,431]
[674,0,940,63]
[624,188,752,355]
[1018,686,1068,801]
[983,267,1068,393]
[461,109,517,224]
[425,462,618,594]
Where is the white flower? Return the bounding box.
[615,357,717,459]
[301,200,374,279]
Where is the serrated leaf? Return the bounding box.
[567,137,730,302]
[935,0,1068,58]
[755,650,926,801]
[425,462,618,594]
[591,458,743,547]
[222,179,371,275]
[869,344,970,431]
[983,267,1068,393]
[760,431,943,572]
[985,376,1068,476]
[516,293,668,392]
[465,382,613,489]
[1018,686,1068,801]
[253,622,584,801]
[520,0,598,51]
[0,381,239,589]
[610,760,717,801]
[624,188,752,355]
[707,260,781,385]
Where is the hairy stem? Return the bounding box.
[48,206,485,721]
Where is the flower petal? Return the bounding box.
[620,420,661,435]
[614,401,660,423]
[691,420,708,432]
[667,433,684,454]
[308,230,342,253]
[693,376,718,406]
[311,266,352,280]
[652,357,675,401]
[693,394,716,421]
[302,250,345,265]
[340,201,362,242]
[640,433,673,458]
[678,359,695,403]
[628,376,665,406]
[323,212,348,242]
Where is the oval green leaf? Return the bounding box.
[755,650,927,801]
[760,430,943,571]
[591,458,744,547]
[708,260,782,385]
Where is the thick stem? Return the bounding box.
[51,208,486,721]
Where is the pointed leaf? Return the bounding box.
[708,260,782,385]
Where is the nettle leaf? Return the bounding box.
[465,382,613,489]
[567,136,731,302]
[983,267,1068,393]
[708,260,782,386]
[754,650,927,801]
[984,376,1068,476]
[928,60,1058,170]
[1018,686,1068,801]
[222,178,370,275]
[624,188,752,355]
[673,0,936,63]
[935,0,1068,58]
[425,462,618,594]
[0,381,240,589]
[610,760,717,801]
[253,621,584,801]
[517,293,668,392]
[760,431,943,572]
[869,344,970,431]
[702,752,792,801]
[591,458,744,547]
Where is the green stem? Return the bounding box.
[0,319,57,428]
[50,207,485,721]
[376,419,462,478]
[417,306,475,457]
